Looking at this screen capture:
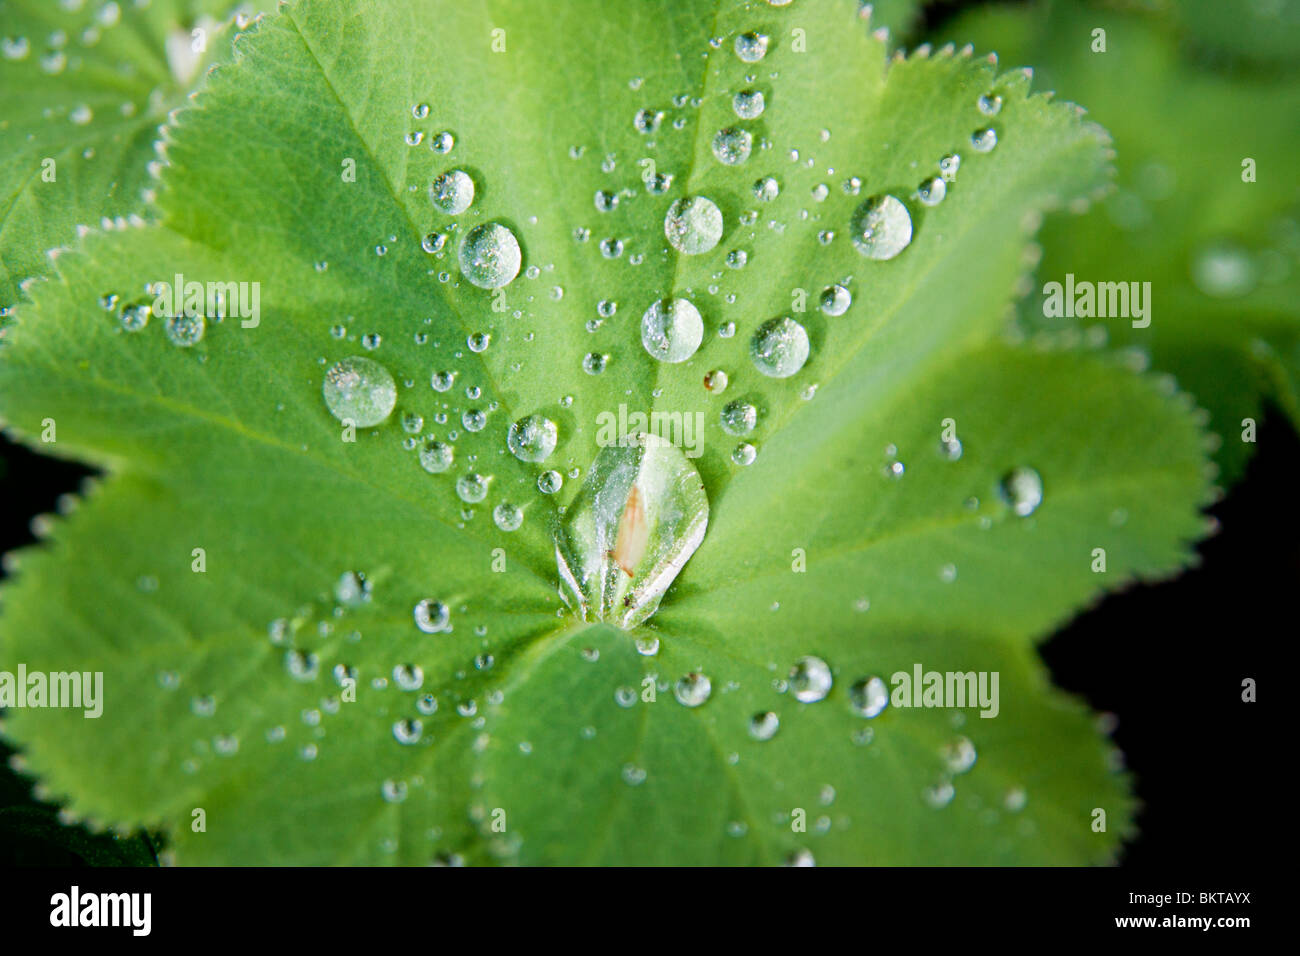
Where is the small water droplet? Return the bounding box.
[508,414,559,462]
[413,599,451,634]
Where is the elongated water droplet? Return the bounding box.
[555,432,709,629]
[641,298,704,363]
[851,194,913,260]
[322,356,397,427]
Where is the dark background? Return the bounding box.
[0,0,1283,867]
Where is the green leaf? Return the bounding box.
[943,0,1300,482]
[0,0,1210,864]
[0,0,274,308]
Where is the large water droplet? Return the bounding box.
[664,196,723,255]
[322,356,397,427]
[851,194,913,260]
[641,298,704,363]
[750,316,810,378]
[459,222,521,289]
[555,432,709,629]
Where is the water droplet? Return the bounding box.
[431,370,456,392]
[1192,241,1258,298]
[733,89,765,119]
[734,31,769,62]
[673,672,712,707]
[849,677,888,718]
[555,433,709,629]
[753,176,780,201]
[941,735,977,774]
[422,232,447,254]
[334,571,372,607]
[583,352,608,375]
[851,194,913,260]
[703,369,729,392]
[456,473,490,503]
[431,130,455,154]
[664,196,723,255]
[634,107,663,134]
[977,93,1003,116]
[641,298,704,363]
[819,284,852,316]
[790,655,833,703]
[917,176,946,207]
[939,153,961,182]
[508,414,558,463]
[712,127,753,165]
[382,779,408,803]
[164,311,204,347]
[322,356,397,427]
[412,103,430,119]
[538,470,563,494]
[285,649,319,681]
[750,316,810,378]
[749,711,780,741]
[997,466,1043,517]
[493,502,523,531]
[622,764,647,786]
[119,303,149,332]
[635,635,660,656]
[430,169,474,213]
[785,848,815,866]
[413,599,451,634]
[732,442,756,466]
[924,780,955,808]
[971,127,997,152]
[459,222,521,289]
[393,718,423,744]
[393,663,424,691]
[720,400,757,436]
